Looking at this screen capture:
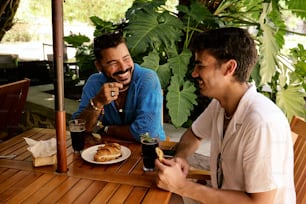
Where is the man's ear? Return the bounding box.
[94,60,103,72]
[224,59,237,75]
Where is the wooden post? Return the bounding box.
[52,0,67,173]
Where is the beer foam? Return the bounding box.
[70,126,85,132]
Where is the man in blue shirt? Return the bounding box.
[73,31,165,142]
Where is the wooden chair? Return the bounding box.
[290,115,306,204]
[0,78,30,140]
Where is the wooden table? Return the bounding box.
[0,128,172,203]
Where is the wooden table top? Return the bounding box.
[0,128,171,203]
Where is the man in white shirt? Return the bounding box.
[155,27,296,204]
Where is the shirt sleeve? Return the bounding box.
[129,69,165,141]
[71,73,104,119]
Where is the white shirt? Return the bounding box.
[192,84,296,204]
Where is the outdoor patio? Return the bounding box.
[22,84,210,159]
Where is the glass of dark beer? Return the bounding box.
[141,137,159,171]
[68,119,86,153]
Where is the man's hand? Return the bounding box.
[95,82,123,105]
[155,157,189,192]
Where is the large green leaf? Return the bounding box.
[258,3,279,85]
[166,75,197,127]
[214,0,262,25]
[285,0,306,19]
[125,10,183,56]
[126,0,167,18]
[276,84,306,121]
[178,0,212,22]
[290,43,306,93]
[90,16,119,36]
[141,50,171,89]
[63,34,90,47]
[291,43,306,77]
[168,48,192,77]
[141,50,160,72]
[268,5,286,49]
[259,24,278,84]
[158,63,172,89]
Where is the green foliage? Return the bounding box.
[140,132,155,143]
[125,10,184,56]
[212,0,306,121]
[285,0,306,19]
[166,75,198,127]
[0,0,20,41]
[64,34,95,80]
[291,43,306,87]
[277,84,305,121]
[65,0,306,126]
[124,0,209,127]
[90,16,127,37]
[287,43,306,113]
[141,50,172,88]
[64,34,90,47]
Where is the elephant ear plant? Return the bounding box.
[64,0,306,128]
[124,0,213,127]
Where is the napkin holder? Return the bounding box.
[33,154,57,167]
[24,137,57,167]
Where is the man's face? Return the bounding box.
[191,50,227,98]
[96,43,134,87]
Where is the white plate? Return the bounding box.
[81,144,131,164]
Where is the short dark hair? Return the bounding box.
[190,27,258,82]
[93,31,125,60]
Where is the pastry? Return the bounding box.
[94,143,122,162]
[155,147,164,161]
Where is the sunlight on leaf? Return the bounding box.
[126,10,183,56]
[259,24,278,85]
[276,84,306,121]
[285,0,306,19]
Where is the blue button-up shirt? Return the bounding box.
[72,64,165,141]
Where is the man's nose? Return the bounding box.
[117,61,126,70]
[191,68,199,78]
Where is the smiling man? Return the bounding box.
[72,31,165,142]
[155,27,296,204]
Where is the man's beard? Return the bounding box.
[113,67,132,77]
[105,67,133,83]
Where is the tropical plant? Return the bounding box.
[211,0,306,122]
[64,0,306,127]
[0,0,20,41]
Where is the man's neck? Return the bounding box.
[220,82,249,117]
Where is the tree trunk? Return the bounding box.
[0,0,20,42]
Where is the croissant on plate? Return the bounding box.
[94,143,122,162]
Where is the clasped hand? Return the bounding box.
[155,157,190,192]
